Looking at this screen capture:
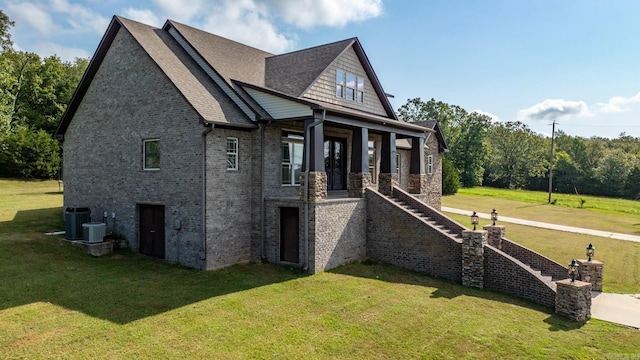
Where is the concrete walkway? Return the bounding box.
[442,207,640,328]
[591,292,640,328]
[441,207,640,243]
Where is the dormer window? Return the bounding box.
[336,69,364,103]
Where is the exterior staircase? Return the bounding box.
[382,187,566,307]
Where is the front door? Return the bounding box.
[280,207,299,263]
[139,204,165,259]
[324,138,346,190]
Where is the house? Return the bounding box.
[55,15,448,272]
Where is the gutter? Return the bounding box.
[201,122,213,268]
[303,110,325,272]
[259,120,272,260]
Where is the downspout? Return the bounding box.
[260,120,272,261]
[303,109,325,271]
[201,122,213,268]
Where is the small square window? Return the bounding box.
[227,137,238,170]
[143,139,160,170]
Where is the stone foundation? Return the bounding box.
[408,173,427,194]
[555,279,591,322]
[378,173,398,195]
[300,171,327,201]
[348,172,372,198]
[461,230,487,288]
[577,259,603,292]
[483,225,505,250]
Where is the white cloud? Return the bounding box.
[201,0,297,53]
[471,109,500,122]
[6,2,59,35]
[517,99,592,122]
[49,0,110,35]
[266,0,383,28]
[123,8,163,27]
[594,91,640,113]
[154,0,206,23]
[33,42,92,62]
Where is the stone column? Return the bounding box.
[306,171,327,202]
[577,259,604,292]
[408,137,426,194]
[408,174,427,194]
[555,279,592,322]
[483,224,505,250]
[378,173,398,195]
[461,230,487,288]
[348,127,371,198]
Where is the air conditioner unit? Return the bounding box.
[82,222,106,243]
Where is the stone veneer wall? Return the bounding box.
[366,189,462,282]
[309,199,367,273]
[461,230,487,288]
[555,279,591,322]
[424,134,442,210]
[484,246,557,307]
[576,259,603,292]
[500,238,567,280]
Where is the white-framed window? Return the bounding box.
[336,70,344,98]
[427,155,433,175]
[336,69,364,103]
[226,137,238,170]
[368,141,377,184]
[143,139,160,170]
[282,133,304,185]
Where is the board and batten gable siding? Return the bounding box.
[303,46,387,116]
[63,27,206,268]
[244,87,312,119]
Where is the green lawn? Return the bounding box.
[1,179,640,358]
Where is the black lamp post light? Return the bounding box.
[586,243,595,262]
[471,211,479,231]
[491,208,498,226]
[568,258,579,282]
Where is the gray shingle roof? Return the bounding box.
[265,38,355,97]
[166,20,273,88]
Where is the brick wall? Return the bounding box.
[500,238,567,280]
[204,128,256,270]
[424,133,442,210]
[63,28,206,269]
[309,199,367,273]
[484,246,557,307]
[366,189,462,282]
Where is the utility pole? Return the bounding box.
[548,120,556,203]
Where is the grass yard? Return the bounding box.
[1,179,640,358]
[443,187,640,294]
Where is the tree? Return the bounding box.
[398,97,489,187]
[593,148,634,197]
[0,125,60,178]
[0,9,14,52]
[484,121,548,189]
[442,154,460,195]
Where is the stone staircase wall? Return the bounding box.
[500,238,568,281]
[484,245,557,307]
[366,188,462,282]
[391,187,466,236]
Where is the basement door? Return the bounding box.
[280,207,299,263]
[139,204,165,259]
[324,138,346,190]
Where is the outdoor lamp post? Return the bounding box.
[568,258,579,282]
[471,211,479,231]
[586,243,595,261]
[491,208,498,226]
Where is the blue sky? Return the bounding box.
[2,0,640,138]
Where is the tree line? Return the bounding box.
[0,10,88,178]
[398,97,640,200]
